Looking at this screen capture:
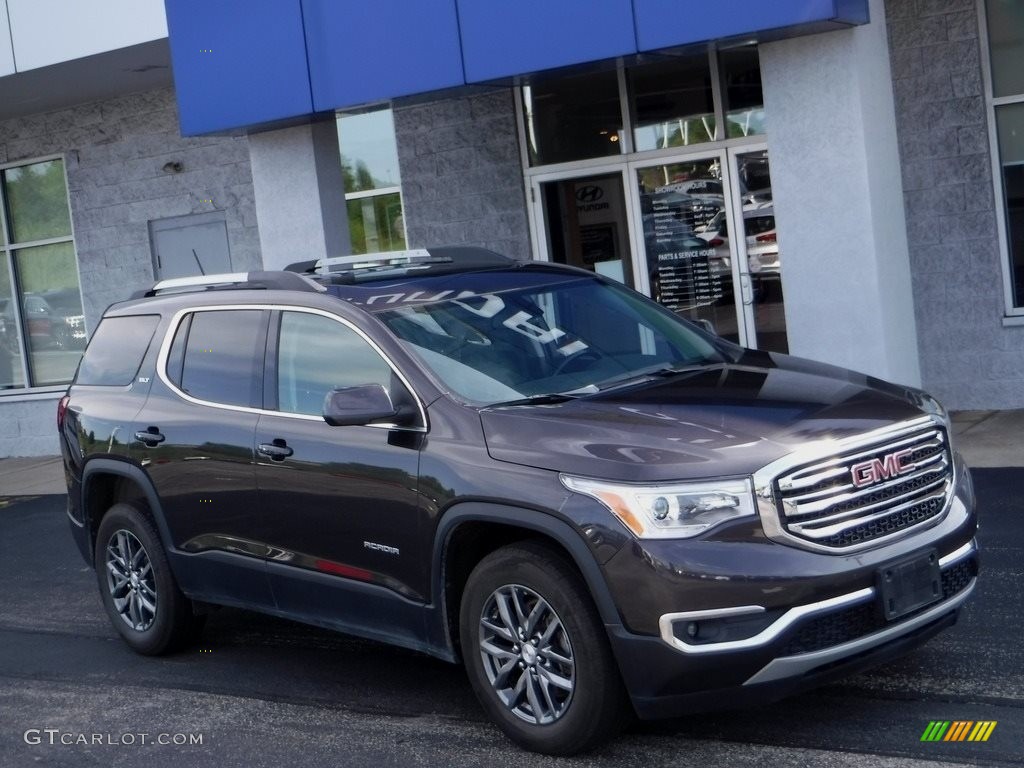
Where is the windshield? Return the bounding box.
[373,271,727,405]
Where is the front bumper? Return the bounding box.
[608,538,977,719]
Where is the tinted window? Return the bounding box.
[179,310,266,407]
[76,316,160,386]
[277,312,392,416]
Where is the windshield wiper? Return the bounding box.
[488,391,583,408]
[592,362,711,392]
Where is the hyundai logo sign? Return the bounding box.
[575,185,605,203]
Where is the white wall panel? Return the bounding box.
[760,0,921,387]
[8,0,167,72]
[0,0,15,77]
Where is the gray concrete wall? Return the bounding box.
[0,399,60,458]
[0,86,261,456]
[393,89,531,260]
[886,0,1024,408]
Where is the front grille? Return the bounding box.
[782,557,976,655]
[774,425,953,550]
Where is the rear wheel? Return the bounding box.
[459,542,628,755]
[94,503,204,655]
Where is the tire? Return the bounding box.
[459,542,629,755]
[94,503,204,655]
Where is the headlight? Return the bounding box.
[560,475,756,539]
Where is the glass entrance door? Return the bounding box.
[535,171,637,288]
[629,147,788,352]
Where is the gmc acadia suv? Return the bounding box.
[59,247,978,755]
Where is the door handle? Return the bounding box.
[739,273,754,306]
[134,428,165,446]
[257,440,294,461]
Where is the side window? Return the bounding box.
[76,315,160,386]
[277,311,393,416]
[178,310,266,407]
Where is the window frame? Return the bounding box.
[155,304,428,432]
[978,0,1024,320]
[0,153,86,396]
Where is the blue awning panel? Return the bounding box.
[164,0,870,135]
[458,0,638,83]
[165,0,313,135]
[634,0,868,51]
[303,0,466,112]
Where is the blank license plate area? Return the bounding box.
[877,550,941,621]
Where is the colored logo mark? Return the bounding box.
[921,721,997,742]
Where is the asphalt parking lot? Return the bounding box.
[0,470,1020,768]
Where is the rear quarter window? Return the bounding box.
[76,316,161,386]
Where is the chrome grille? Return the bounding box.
[774,426,952,550]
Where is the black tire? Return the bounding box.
[94,503,204,655]
[459,541,629,755]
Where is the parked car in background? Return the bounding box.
[697,205,779,294]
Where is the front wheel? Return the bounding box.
[94,503,204,655]
[459,542,628,755]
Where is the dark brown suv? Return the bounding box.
[59,247,978,755]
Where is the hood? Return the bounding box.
[479,351,928,483]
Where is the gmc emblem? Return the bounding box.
[850,449,915,488]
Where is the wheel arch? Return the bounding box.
[81,458,173,566]
[433,502,623,660]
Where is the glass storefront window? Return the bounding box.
[1,157,85,392]
[4,160,73,243]
[996,103,1024,306]
[631,54,716,151]
[985,0,1024,99]
[337,110,403,193]
[524,70,623,166]
[720,45,766,138]
[347,192,407,255]
[337,108,407,253]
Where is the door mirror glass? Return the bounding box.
[323,384,400,427]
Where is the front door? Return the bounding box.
[252,309,426,634]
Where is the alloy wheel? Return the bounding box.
[105,529,157,631]
[478,584,575,725]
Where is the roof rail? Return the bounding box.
[285,246,516,281]
[133,271,326,299]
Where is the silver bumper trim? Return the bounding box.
[743,577,976,686]
[658,537,977,656]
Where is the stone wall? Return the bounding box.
[886,0,1024,408]
[393,89,531,260]
[0,87,261,456]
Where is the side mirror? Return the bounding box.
[323,384,401,427]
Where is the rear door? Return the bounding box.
[135,307,273,605]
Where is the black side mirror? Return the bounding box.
[323,384,406,427]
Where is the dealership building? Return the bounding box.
[0,0,1021,456]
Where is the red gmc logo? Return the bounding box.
[850,449,915,488]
